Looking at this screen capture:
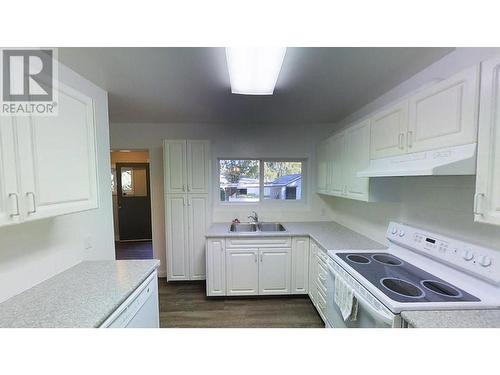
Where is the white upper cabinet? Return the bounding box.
[0,118,21,226]
[345,120,371,200]
[164,140,210,194]
[186,140,210,194]
[0,82,99,227]
[328,132,346,196]
[475,55,500,226]
[408,65,479,153]
[370,100,409,159]
[316,139,329,193]
[164,140,187,194]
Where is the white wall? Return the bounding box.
[321,47,500,251]
[109,121,332,277]
[0,63,115,303]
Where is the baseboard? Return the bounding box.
[157,270,167,278]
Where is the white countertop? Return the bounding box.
[0,260,160,328]
[206,221,386,251]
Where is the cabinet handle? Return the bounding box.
[8,193,20,217]
[182,184,186,192]
[260,253,263,262]
[474,193,484,215]
[398,133,405,149]
[187,185,191,192]
[254,253,257,263]
[407,131,413,148]
[26,192,36,214]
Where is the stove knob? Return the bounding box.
[463,250,474,261]
[392,227,398,235]
[479,255,492,267]
[399,230,405,237]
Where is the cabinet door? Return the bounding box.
[163,140,187,194]
[226,249,259,295]
[370,100,409,159]
[258,248,291,295]
[408,65,479,153]
[475,55,500,225]
[186,140,210,194]
[328,131,345,196]
[291,237,310,294]
[188,194,208,280]
[316,139,329,193]
[308,241,318,303]
[345,120,371,201]
[16,83,98,221]
[0,117,22,226]
[165,194,189,280]
[206,239,226,296]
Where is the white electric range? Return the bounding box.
[325,222,500,328]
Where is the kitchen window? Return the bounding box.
[219,159,304,203]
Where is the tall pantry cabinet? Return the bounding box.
[164,140,211,280]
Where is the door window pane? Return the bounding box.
[264,161,302,200]
[219,160,260,202]
[121,167,148,197]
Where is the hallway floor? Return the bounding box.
[115,241,153,260]
[158,280,324,328]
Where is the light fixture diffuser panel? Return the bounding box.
[225,47,287,95]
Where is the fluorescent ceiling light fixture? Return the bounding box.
[225,47,287,95]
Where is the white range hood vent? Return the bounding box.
[357,143,477,177]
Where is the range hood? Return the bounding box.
[357,143,477,177]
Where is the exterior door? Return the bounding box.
[186,140,209,194]
[370,100,409,159]
[16,82,98,221]
[116,163,152,240]
[291,237,309,294]
[408,65,479,153]
[0,117,21,226]
[345,120,370,201]
[328,131,345,196]
[258,248,291,295]
[163,140,187,194]
[206,239,226,296]
[166,194,189,280]
[226,249,259,295]
[187,194,208,279]
[475,55,500,226]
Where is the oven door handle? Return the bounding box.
[328,264,395,327]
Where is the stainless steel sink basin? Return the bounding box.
[258,223,286,232]
[229,223,257,232]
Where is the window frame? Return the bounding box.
[217,157,307,206]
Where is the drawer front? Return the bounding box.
[316,263,328,291]
[316,288,327,319]
[225,237,291,248]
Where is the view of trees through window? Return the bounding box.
[219,159,303,202]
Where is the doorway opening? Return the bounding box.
[111,150,153,260]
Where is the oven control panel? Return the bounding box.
[387,222,500,285]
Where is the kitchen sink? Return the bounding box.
[258,223,286,232]
[229,223,257,232]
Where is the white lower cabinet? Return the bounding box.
[206,236,307,297]
[259,248,292,295]
[475,54,500,226]
[226,248,259,296]
[308,240,328,324]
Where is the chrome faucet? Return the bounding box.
[248,211,259,223]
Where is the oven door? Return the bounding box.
[326,260,399,328]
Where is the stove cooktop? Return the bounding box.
[336,252,480,303]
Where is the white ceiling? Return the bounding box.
[59,47,454,125]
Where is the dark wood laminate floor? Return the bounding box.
[158,279,324,328]
[115,241,153,260]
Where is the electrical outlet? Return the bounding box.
[84,236,93,250]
